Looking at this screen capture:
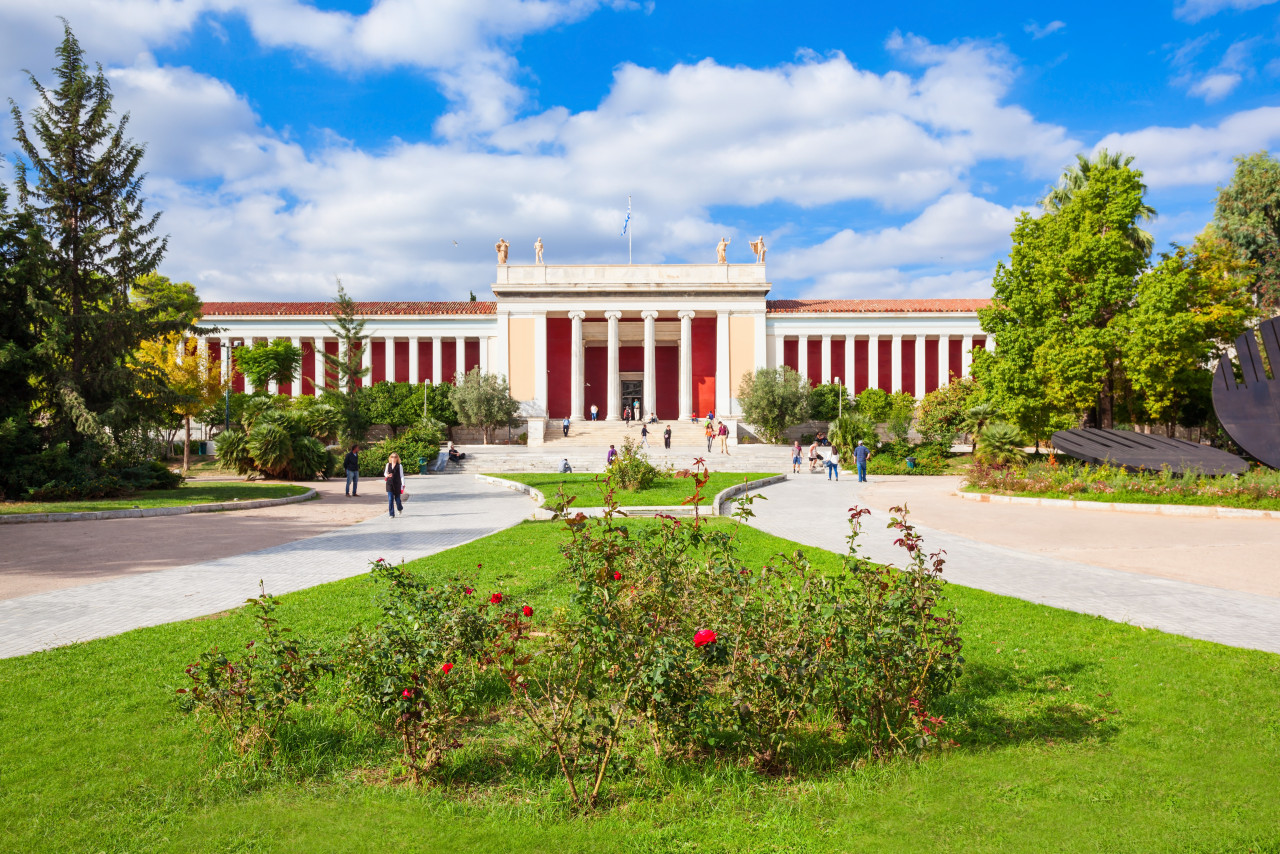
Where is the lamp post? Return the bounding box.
[835,376,842,419]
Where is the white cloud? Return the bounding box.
[1094,106,1280,186]
[1188,71,1243,100]
[1024,20,1066,39]
[1173,0,1279,22]
[798,268,996,301]
[1175,35,1260,101]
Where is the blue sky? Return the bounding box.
[2,0,1279,302]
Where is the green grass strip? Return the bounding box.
[488,472,776,507]
[0,482,312,515]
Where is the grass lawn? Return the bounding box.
[0,482,312,515]
[2,518,1279,852]
[961,484,1280,512]
[489,471,776,507]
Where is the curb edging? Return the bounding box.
[0,488,319,525]
[955,488,1280,520]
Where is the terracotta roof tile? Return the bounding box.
[766,298,990,314]
[201,301,496,317]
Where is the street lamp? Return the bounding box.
[834,376,842,418]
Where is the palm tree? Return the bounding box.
[961,402,1000,455]
[1041,149,1156,257]
[976,422,1027,468]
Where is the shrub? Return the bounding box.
[975,421,1027,467]
[606,436,659,491]
[916,378,979,445]
[215,399,341,480]
[358,424,445,477]
[810,382,852,421]
[854,388,891,422]
[828,413,878,460]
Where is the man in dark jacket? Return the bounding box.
[343,445,360,496]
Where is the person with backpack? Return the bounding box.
[343,445,360,496]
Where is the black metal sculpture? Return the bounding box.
[1050,427,1249,476]
[1212,316,1280,470]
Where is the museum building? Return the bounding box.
[199,263,990,425]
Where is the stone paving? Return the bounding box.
[0,477,533,659]
[746,476,1280,655]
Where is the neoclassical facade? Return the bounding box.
[200,263,989,424]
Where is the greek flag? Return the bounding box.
[621,196,631,236]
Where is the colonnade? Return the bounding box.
[772,332,985,398]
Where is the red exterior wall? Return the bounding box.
[395,340,409,382]
[656,346,678,420]
[948,338,962,381]
[585,346,608,417]
[371,339,386,384]
[831,338,846,385]
[806,338,822,387]
[691,317,716,417]
[902,338,917,397]
[418,339,433,383]
[877,338,892,391]
[924,338,939,394]
[783,338,798,371]
[547,318,572,418]
[465,339,480,376]
[324,340,339,389]
[231,341,245,393]
[300,340,315,396]
[854,338,868,393]
[618,345,643,372]
[441,339,457,384]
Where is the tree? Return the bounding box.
[885,391,917,444]
[323,278,368,395]
[422,382,459,430]
[137,335,225,472]
[961,402,999,455]
[914,378,979,446]
[1042,149,1156,257]
[979,155,1151,429]
[1213,150,1280,312]
[358,381,423,436]
[735,366,811,443]
[0,185,44,499]
[828,413,878,460]
[809,382,851,421]
[10,23,178,457]
[235,339,302,394]
[131,273,201,327]
[853,387,891,423]
[975,422,1027,468]
[449,368,520,444]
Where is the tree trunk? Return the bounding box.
[1098,371,1115,430]
[183,415,191,473]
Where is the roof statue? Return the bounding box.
[716,236,730,264]
[749,235,766,263]
[494,238,509,264]
[534,237,544,265]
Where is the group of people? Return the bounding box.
[789,438,871,482]
[341,441,468,518]
[704,415,730,454]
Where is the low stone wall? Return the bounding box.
[956,489,1280,520]
[713,474,789,515]
[0,487,319,525]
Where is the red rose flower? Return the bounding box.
[441,662,454,675]
[693,629,717,648]
[490,592,503,604]
[402,689,412,698]
[522,605,533,617]
[464,587,474,595]
[612,571,622,581]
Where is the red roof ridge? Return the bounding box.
[766,298,990,313]
[201,301,497,317]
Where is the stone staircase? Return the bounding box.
[434,442,796,475]
[541,419,715,448]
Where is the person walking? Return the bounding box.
[562,415,570,437]
[705,421,714,453]
[717,420,730,454]
[640,424,650,448]
[791,440,802,474]
[623,406,632,425]
[808,440,820,473]
[384,452,405,518]
[590,403,598,421]
[343,444,360,496]
[853,440,872,483]
[663,425,672,449]
[606,444,618,466]
[826,448,840,481]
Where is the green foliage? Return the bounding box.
[421,381,459,428]
[854,387,891,423]
[177,587,330,757]
[234,340,303,393]
[915,378,979,445]
[605,436,660,491]
[1214,150,1280,312]
[215,398,339,480]
[0,186,42,500]
[886,391,917,443]
[828,413,878,459]
[288,397,344,445]
[131,273,202,328]
[736,366,811,442]
[809,382,851,421]
[321,279,368,395]
[975,422,1027,468]
[356,381,423,436]
[358,424,445,477]
[449,368,520,443]
[961,402,1000,454]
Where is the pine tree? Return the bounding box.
[0,186,44,498]
[9,22,177,456]
[323,278,369,396]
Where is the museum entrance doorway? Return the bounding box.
[621,376,644,419]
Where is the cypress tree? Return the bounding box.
[9,21,177,456]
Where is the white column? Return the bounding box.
[454,336,467,384]
[312,338,324,395]
[384,336,396,385]
[479,336,489,374]
[867,335,880,392]
[890,334,903,393]
[243,340,255,395]
[844,336,857,396]
[533,314,548,416]
[289,336,301,397]
[266,337,279,396]
[642,310,658,419]
[914,335,927,400]
[773,334,786,370]
[962,333,974,378]
[679,310,695,420]
[359,337,371,388]
[569,311,586,420]
[409,336,420,384]
[605,310,622,420]
[797,334,809,384]
[715,310,730,416]
[431,335,443,384]
[218,338,229,384]
[938,335,951,387]
[821,334,832,384]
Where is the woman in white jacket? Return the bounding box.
[384,453,405,518]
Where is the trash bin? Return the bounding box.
[418,456,428,472]
[905,457,916,470]
[198,441,208,456]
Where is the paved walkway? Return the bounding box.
[0,477,532,659]
[746,476,1280,655]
